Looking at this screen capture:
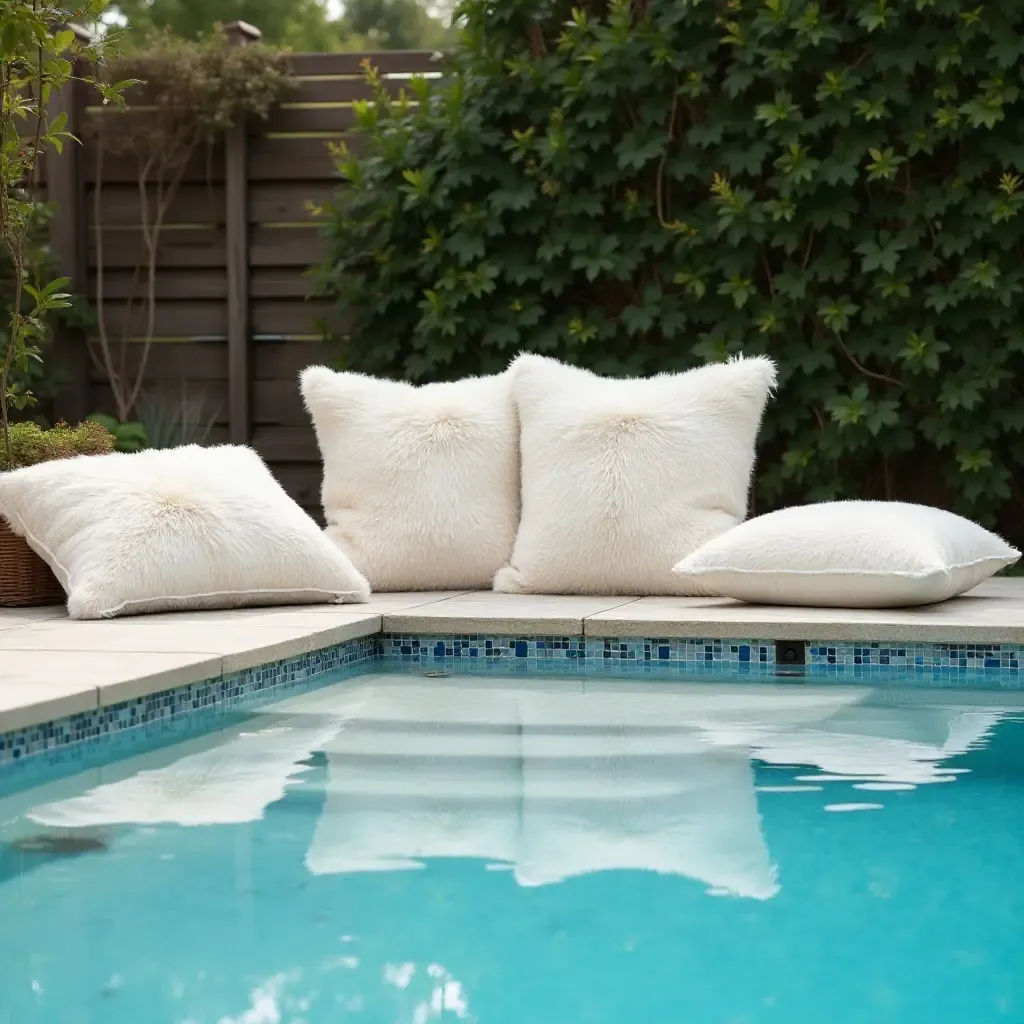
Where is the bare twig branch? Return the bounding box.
[833,332,904,389]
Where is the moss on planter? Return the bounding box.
[0,420,115,471]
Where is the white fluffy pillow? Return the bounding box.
[0,444,370,619]
[494,353,777,596]
[300,365,519,591]
[672,500,1020,607]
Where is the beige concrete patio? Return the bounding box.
[2,578,1023,732]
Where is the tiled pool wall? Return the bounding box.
[0,636,378,781]
[380,633,1024,682]
[2,632,1022,777]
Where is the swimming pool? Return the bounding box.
[1,671,1022,1024]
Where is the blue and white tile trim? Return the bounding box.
[379,634,777,674]
[3,632,1023,776]
[0,635,377,772]
[378,633,1024,687]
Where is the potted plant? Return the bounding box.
[1,6,128,605]
[0,420,114,605]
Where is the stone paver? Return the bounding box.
[0,606,67,631]
[584,578,1024,643]
[0,650,222,732]
[382,592,642,635]
[3,579,1024,731]
[0,611,382,675]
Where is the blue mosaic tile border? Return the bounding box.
[0,635,378,776]
[4,630,1023,786]
[379,633,778,675]
[805,640,1024,684]
[378,633,1024,687]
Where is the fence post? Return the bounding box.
[48,25,91,426]
[223,21,260,445]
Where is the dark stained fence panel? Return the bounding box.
[251,425,320,462]
[287,50,445,76]
[94,300,228,339]
[251,267,317,299]
[254,340,327,380]
[250,181,333,222]
[89,269,228,301]
[262,105,359,134]
[80,140,226,184]
[249,137,338,181]
[74,49,445,497]
[250,225,327,267]
[252,299,334,337]
[87,340,229,381]
[88,227,227,270]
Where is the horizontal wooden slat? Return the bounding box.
[90,381,229,423]
[87,340,228,381]
[254,340,329,380]
[86,183,224,228]
[88,227,227,269]
[253,378,308,426]
[67,50,436,468]
[250,182,333,223]
[262,104,358,134]
[249,137,337,180]
[281,75,421,106]
[94,299,226,338]
[251,267,316,299]
[273,463,323,513]
[89,268,228,301]
[91,303,342,342]
[287,50,446,77]
[250,225,326,267]
[252,298,334,337]
[79,140,225,184]
[251,424,319,461]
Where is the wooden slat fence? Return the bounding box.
[48,32,445,518]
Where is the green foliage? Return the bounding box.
[315,0,1024,542]
[135,384,218,448]
[0,418,114,470]
[97,29,290,150]
[1,197,93,412]
[1,2,125,471]
[90,30,290,423]
[341,0,454,51]
[86,412,148,452]
[104,0,454,53]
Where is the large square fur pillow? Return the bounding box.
[301,366,520,591]
[494,353,777,596]
[0,444,370,618]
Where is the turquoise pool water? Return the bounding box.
[1,673,1022,1024]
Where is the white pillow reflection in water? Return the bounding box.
[28,718,341,828]
[306,685,522,875]
[305,681,783,900]
[741,705,1004,786]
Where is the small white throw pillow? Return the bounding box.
[494,353,777,596]
[672,500,1020,608]
[0,444,370,619]
[301,365,519,591]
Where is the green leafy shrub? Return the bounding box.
[1,3,124,472]
[135,385,219,450]
[0,420,114,471]
[315,0,1024,543]
[90,31,291,423]
[85,413,149,453]
[1,199,94,414]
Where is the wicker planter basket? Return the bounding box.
[0,519,65,607]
